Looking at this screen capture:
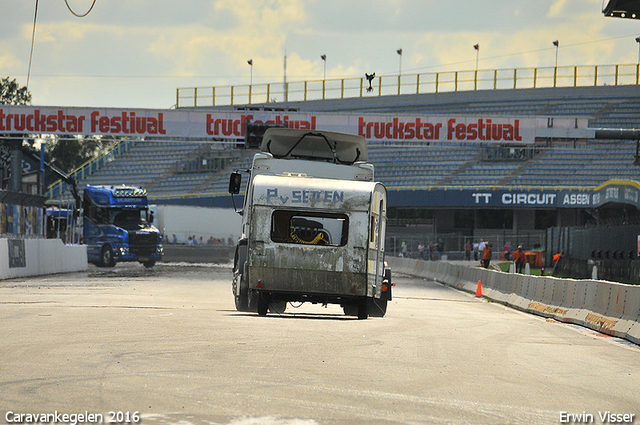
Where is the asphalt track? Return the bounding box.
[1,262,639,425]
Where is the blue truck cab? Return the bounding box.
[82,185,163,268]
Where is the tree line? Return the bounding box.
[1,76,117,175]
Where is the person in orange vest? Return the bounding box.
[513,245,525,273]
[481,242,492,268]
[552,251,564,275]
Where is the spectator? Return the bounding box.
[552,251,564,275]
[478,240,486,264]
[473,241,479,261]
[481,242,492,268]
[465,240,472,261]
[418,242,425,259]
[504,241,512,261]
[513,245,525,274]
[172,234,177,245]
[436,238,445,260]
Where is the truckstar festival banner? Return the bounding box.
[0,105,590,143]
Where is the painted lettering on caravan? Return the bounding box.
[90,111,167,135]
[206,115,317,136]
[0,109,86,133]
[266,188,344,204]
[447,118,522,142]
[358,117,442,140]
[503,193,557,205]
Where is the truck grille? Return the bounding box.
[129,231,158,256]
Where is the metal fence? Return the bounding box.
[386,230,545,261]
[547,224,640,262]
[176,63,640,107]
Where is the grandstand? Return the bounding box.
[44,83,640,262]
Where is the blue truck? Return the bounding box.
[82,185,162,268]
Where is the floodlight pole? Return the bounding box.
[474,44,480,90]
[321,54,326,81]
[553,40,559,87]
[397,48,403,95]
[636,37,640,84]
[247,59,253,103]
[321,54,327,99]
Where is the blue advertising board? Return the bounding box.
[387,180,640,209]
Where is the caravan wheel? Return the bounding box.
[234,275,250,312]
[357,298,369,320]
[257,293,269,316]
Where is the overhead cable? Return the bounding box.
[26,0,39,89]
[64,0,97,17]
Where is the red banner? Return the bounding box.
[0,106,591,144]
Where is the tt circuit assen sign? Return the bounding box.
[0,106,591,144]
[388,181,640,209]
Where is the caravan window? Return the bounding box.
[271,210,348,246]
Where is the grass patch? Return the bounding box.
[494,261,546,276]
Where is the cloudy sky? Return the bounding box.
[2,0,640,109]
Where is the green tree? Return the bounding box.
[0,77,32,105]
[46,135,110,174]
[1,77,118,175]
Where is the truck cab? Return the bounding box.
[229,129,391,319]
[82,185,163,268]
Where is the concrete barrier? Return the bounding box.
[623,286,640,344]
[0,240,235,281]
[0,238,87,280]
[387,257,640,346]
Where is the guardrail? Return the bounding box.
[176,63,640,108]
[388,257,640,345]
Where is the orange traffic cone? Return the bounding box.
[475,280,483,297]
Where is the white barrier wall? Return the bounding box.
[388,257,640,346]
[0,238,88,280]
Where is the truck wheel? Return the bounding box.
[257,293,269,316]
[368,298,388,317]
[357,298,368,320]
[143,260,155,268]
[100,245,115,268]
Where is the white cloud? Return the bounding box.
[1,0,638,108]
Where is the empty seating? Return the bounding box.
[48,89,640,202]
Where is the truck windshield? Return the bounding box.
[271,210,348,246]
[112,209,148,231]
